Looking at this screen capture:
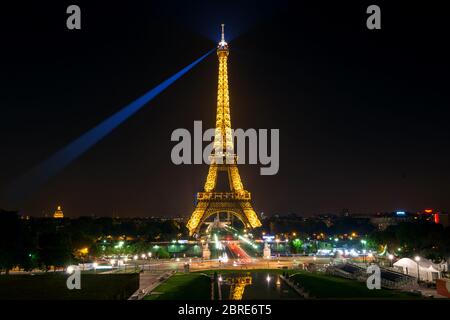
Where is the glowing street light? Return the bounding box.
[388,254,394,267]
[132,255,139,272]
[414,256,421,282]
[266,275,271,282]
[141,253,146,259]
[66,266,74,274]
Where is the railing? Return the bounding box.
[328,263,418,289]
[197,191,251,201]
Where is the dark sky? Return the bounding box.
[1,1,449,217]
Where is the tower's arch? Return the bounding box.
[195,209,251,235]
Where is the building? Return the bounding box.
[422,209,449,227]
[369,211,416,230]
[53,206,64,219]
[393,257,444,282]
[436,212,450,227]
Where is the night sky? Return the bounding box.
[1,1,449,217]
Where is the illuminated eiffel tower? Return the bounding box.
[186,25,262,236]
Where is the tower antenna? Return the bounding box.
[221,24,225,42]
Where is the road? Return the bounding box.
[226,243,253,264]
[124,256,332,273]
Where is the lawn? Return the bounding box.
[145,272,211,300]
[289,271,421,299]
[145,269,420,300]
[0,273,139,300]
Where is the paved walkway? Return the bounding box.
[417,287,447,298]
[128,270,175,300]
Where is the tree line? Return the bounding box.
[0,210,185,274]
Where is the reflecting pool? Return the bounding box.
[219,272,300,300]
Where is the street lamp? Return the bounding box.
[133,255,138,272]
[361,240,368,265]
[388,254,394,267]
[414,256,421,283]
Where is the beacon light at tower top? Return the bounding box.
[218,24,228,48]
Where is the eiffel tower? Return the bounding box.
[186,25,262,236]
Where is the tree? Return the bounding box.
[292,238,303,253]
[0,210,22,274]
[369,221,450,261]
[38,231,73,271]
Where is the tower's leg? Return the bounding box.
[228,165,244,191]
[187,202,208,236]
[204,164,218,192]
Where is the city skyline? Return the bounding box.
[1,1,450,306]
[1,2,449,217]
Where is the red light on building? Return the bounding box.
[434,213,440,224]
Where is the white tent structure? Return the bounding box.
[393,257,442,282]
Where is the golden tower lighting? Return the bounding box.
[186,24,262,236]
[53,205,64,219]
